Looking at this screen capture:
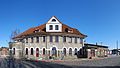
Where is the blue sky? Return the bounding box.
[0,0,120,49]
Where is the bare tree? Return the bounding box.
[10,29,20,42]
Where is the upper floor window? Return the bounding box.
[52,19,56,22]
[75,37,77,43]
[50,36,53,42]
[55,25,59,30]
[63,36,66,42]
[80,38,83,43]
[49,25,53,30]
[55,36,59,42]
[69,37,72,43]
[31,37,33,43]
[26,38,28,43]
[36,37,39,43]
[43,36,46,42]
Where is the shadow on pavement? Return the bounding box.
[26,60,120,68]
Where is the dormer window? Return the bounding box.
[52,19,56,22]
[49,25,53,30]
[34,29,40,33]
[55,25,59,30]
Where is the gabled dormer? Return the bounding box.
[46,16,62,32]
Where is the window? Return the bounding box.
[55,36,59,42]
[13,48,15,55]
[63,48,66,56]
[63,36,66,42]
[69,48,72,56]
[69,37,72,43]
[36,37,39,43]
[50,36,53,42]
[80,38,83,43]
[52,19,56,22]
[26,48,28,55]
[74,48,77,55]
[55,25,59,30]
[43,36,46,42]
[49,25,53,30]
[31,48,34,55]
[36,48,39,57]
[31,37,33,43]
[26,38,28,43]
[43,48,45,55]
[75,37,77,43]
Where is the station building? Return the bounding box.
[10,16,87,60]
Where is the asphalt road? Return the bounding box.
[0,56,120,68]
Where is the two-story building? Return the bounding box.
[10,16,87,60]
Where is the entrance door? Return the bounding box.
[36,48,39,57]
[91,49,95,57]
[52,47,57,57]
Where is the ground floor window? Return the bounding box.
[36,48,39,57]
[31,48,34,55]
[63,48,66,56]
[43,48,45,55]
[13,48,15,55]
[74,48,77,55]
[69,48,72,56]
[26,48,28,55]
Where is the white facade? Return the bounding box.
[46,16,62,32]
[10,16,86,60]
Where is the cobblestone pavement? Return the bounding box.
[51,56,120,67]
[0,57,34,68]
[0,56,120,68]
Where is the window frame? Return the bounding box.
[31,48,34,55]
[63,36,66,42]
[55,36,59,42]
[43,36,46,42]
[36,36,39,43]
[75,37,77,43]
[49,25,53,30]
[55,25,59,30]
[31,37,34,43]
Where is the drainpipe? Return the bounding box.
[45,35,48,60]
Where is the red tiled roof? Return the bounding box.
[14,16,87,39]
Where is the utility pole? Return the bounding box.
[116,40,119,55]
[100,42,103,46]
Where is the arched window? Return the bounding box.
[63,48,66,56]
[26,48,28,55]
[52,19,56,22]
[43,48,45,55]
[74,48,77,55]
[31,48,34,55]
[52,47,57,57]
[13,48,15,55]
[69,48,72,56]
[36,48,39,57]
